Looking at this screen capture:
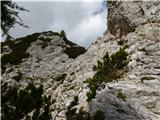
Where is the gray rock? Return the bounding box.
[1,1,160,120]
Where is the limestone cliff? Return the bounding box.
[1,1,160,120]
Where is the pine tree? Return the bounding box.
[1,0,29,40]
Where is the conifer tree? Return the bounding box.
[1,0,29,40]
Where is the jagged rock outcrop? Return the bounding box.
[107,1,160,38]
[1,1,160,120]
[90,1,160,120]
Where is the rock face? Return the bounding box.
[1,1,160,120]
[107,1,160,38]
[90,1,160,120]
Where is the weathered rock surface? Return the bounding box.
[90,1,160,120]
[1,1,160,120]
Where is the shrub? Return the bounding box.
[61,30,68,42]
[1,31,62,69]
[87,90,97,102]
[117,40,125,45]
[76,107,91,120]
[1,82,52,120]
[116,91,127,101]
[64,47,86,59]
[92,110,105,120]
[41,42,48,49]
[12,71,22,81]
[52,32,61,36]
[39,37,52,42]
[67,96,79,110]
[55,73,67,82]
[66,106,105,120]
[66,107,78,120]
[66,96,79,120]
[60,30,86,59]
[141,76,154,81]
[66,107,91,120]
[86,48,128,101]
[1,33,41,67]
[60,30,76,47]
[123,44,129,49]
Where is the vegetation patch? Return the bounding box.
[60,30,87,59]
[139,47,150,55]
[66,96,92,120]
[86,48,128,102]
[12,71,23,82]
[92,110,105,120]
[1,31,61,70]
[66,106,91,120]
[38,37,52,42]
[54,73,67,82]
[1,33,41,71]
[140,76,155,83]
[117,39,125,45]
[1,30,86,72]
[41,42,48,49]
[1,82,53,120]
[116,90,127,101]
[123,44,129,49]
[67,96,79,111]
[60,30,76,47]
[66,105,105,120]
[64,47,87,59]
[140,48,146,52]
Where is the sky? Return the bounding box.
[9,0,108,48]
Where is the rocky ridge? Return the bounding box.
[1,1,160,120]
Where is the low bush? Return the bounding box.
[1,33,41,67]
[66,106,105,120]
[64,47,86,59]
[117,40,125,45]
[41,42,48,49]
[60,30,76,47]
[92,110,105,120]
[54,73,67,82]
[66,106,91,120]
[60,30,86,59]
[86,48,128,101]
[67,96,79,110]
[12,71,22,81]
[1,82,52,120]
[1,31,61,69]
[116,91,127,101]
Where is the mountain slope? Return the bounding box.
[1,1,160,120]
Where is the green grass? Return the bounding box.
[86,48,128,102]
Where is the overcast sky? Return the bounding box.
[9,0,108,48]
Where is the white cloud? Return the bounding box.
[68,13,106,47]
[8,1,107,47]
[13,0,105,2]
